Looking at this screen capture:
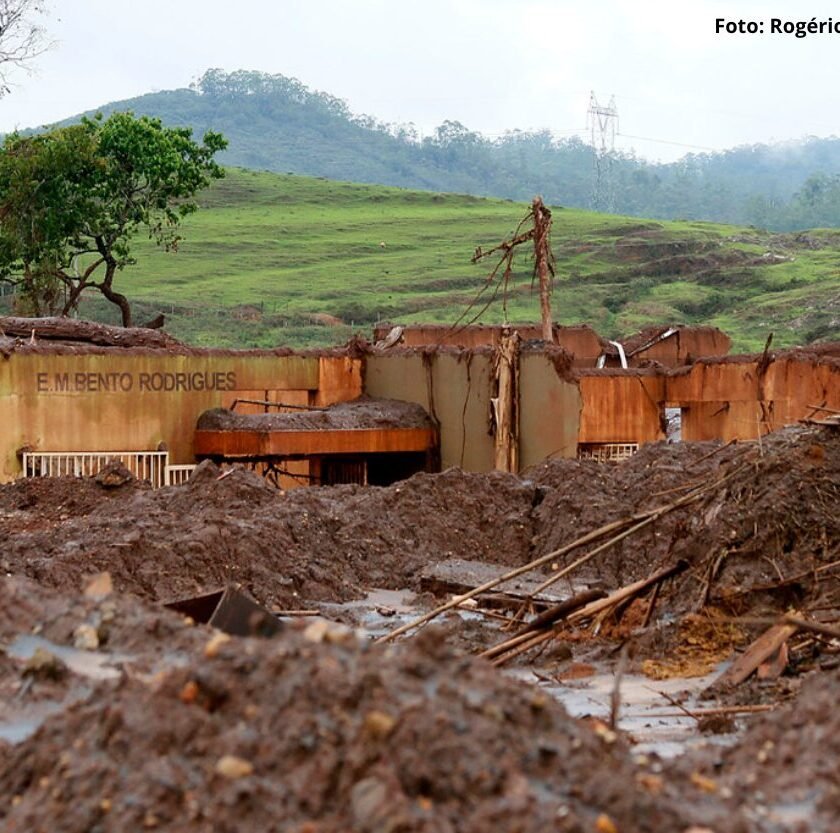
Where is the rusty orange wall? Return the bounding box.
[373,324,603,365]
[313,356,364,407]
[666,362,759,404]
[554,328,605,366]
[634,329,731,365]
[667,358,840,442]
[578,373,666,444]
[0,351,362,482]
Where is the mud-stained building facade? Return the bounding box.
[0,343,362,483]
[1,320,838,487]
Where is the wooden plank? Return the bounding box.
[715,622,798,687]
[195,427,437,458]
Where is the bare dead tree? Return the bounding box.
[531,197,554,341]
[466,196,556,342]
[0,0,51,95]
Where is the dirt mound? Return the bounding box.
[197,396,434,431]
[0,475,148,541]
[682,667,840,832]
[0,465,537,609]
[527,427,839,615]
[0,583,714,833]
[1,427,836,629]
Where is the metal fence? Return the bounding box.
[22,450,170,489]
[164,464,197,486]
[577,443,640,463]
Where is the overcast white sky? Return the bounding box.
[4,0,840,161]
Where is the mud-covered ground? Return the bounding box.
[2,425,837,618]
[0,426,838,831]
[0,576,811,833]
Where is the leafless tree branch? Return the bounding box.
[0,0,51,94]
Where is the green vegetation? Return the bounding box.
[46,69,840,232]
[25,168,835,352]
[0,113,226,325]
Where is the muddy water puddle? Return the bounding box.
[6,634,132,680]
[318,588,422,638]
[510,665,740,757]
[325,588,743,758]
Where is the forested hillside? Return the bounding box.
[44,69,840,232]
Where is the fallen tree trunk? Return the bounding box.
[0,316,181,348]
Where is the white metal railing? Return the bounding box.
[577,443,640,463]
[22,451,170,489]
[164,464,197,486]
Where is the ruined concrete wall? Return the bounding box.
[373,324,605,366]
[0,350,362,482]
[668,361,761,442]
[668,356,840,441]
[4,339,834,485]
[373,324,543,350]
[553,327,606,366]
[365,352,496,471]
[577,372,667,444]
[313,356,365,407]
[633,328,731,365]
[519,354,582,467]
[364,351,582,472]
[376,324,729,369]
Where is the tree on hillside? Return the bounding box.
[0,0,50,94]
[0,112,227,325]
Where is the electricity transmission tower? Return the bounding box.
[587,92,618,212]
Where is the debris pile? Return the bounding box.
[0,424,838,832]
[2,427,837,629]
[681,667,840,831]
[528,427,839,617]
[197,396,435,431]
[0,580,715,833]
[0,463,538,607]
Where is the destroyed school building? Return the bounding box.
[1,316,838,488]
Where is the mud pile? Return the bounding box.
[528,426,839,614]
[197,396,434,431]
[0,463,537,608]
[2,427,837,622]
[681,667,840,832]
[0,579,721,833]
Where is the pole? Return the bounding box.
[532,197,553,342]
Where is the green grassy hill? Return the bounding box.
[56,168,840,351]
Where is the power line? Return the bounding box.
[616,132,718,153]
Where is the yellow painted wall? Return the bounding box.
[365,352,496,471]
[365,351,582,472]
[519,354,582,467]
[0,349,363,482]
